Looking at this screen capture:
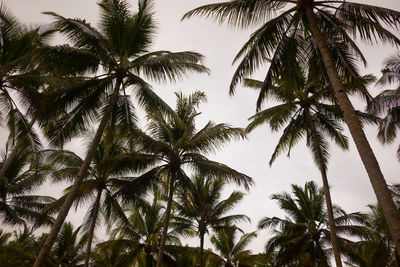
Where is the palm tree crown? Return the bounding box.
[259,181,368,266]
[210,226,257,267]
[369,53,400,160]
[98,194,192,267]
[174,175,250,267]
[133,90,253,266]
[0,148,54,228]
[47,131,157,267]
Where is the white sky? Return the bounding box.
[2,0,400,254]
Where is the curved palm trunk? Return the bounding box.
[156,177,175,267]
[33,77,123,267]
[304,5,400,253]
[84,188,102,267]
[0,117,36,179]
[304,109,342,267]
[199,231,205,267]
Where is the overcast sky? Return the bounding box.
[3,0,400,253]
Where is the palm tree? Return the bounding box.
[132,90,253,267]
[183,0,400,250]
[344,203,400,267]
[34,0,209,265]
[209,227,257,267]
[50,222,85,267]
[0,229,12,266]
[0,227,41,266]
[345,238,394,267]
[0,4,58,181]
[95,194,192,267]
[174,175,250,267]
[245,64,376,265]
[47,132,157,267]
[0,223,83,267]
[259,181,368,266]
[0,147,54,228]
[369,53,400,161]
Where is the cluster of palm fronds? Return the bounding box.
[1,0,400,266]
[1,179,400,266]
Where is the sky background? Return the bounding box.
[2,0,400,253]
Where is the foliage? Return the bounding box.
[0,148,54,228]
[209,226,257,267]
[369,53,400,160]
[0,222,83,267]
[259,181,369,266]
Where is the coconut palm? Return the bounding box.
[50,222,85,267]
[0,227,41,266]
[47,131,157,267]
[259,181,368,266]
[344,203,400,267]
[0,147,54,228]
[345,238,394,267]
[245,63,376,264]
[0,4,59,182]
[174,175,250,267]
[95,194,192,267]
[183,0,400,252]
[369,53,400,161]
[34,0,208,265]
[208,227,257,267]
[0,223,83,267]
[131,90,253,267]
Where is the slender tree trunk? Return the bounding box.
[84,188,102,267]
[200,231,205,267]
[304,109,342,267]
[304,6,400,253]
[146,251,153,267]
[33,77,123,267]
[0,117,36,179]
[156,177,175,267]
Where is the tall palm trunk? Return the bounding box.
[156,177,175,267]
[33,77,123,267]
[0,117,36,179]
[304,109,342,267]
[84,188,102,267]
[199,230,205,267]
[304,5,400,252]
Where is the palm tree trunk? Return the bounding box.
[146,251,153,267]
[0,117,36,179]
[33,77,123,267]
[304,5,400,253]
[200,231,205,267]
[84,188,102,267]
[156,177,175,267]
[304,109,342,267]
